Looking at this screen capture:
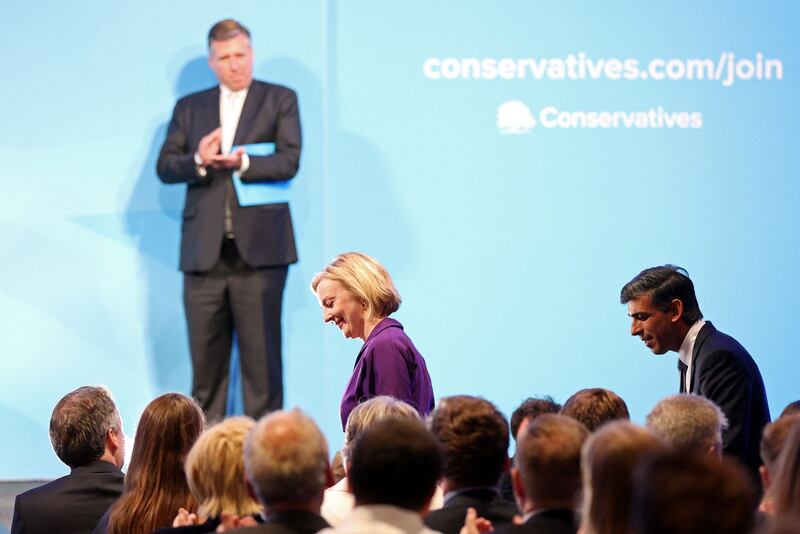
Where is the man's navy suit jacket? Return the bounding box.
[681,321,770,476]
[494,508,578,534]
[425,488,519,534]
[156,80,301,272]
[11,459,124,534]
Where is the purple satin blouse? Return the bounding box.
[340,317,435,429]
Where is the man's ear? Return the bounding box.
[759,465,771,492]
[670,298,685,323]
[106,427,120,452]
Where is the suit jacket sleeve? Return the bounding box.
[156,97,208,185]
[695,349,752,458]
[240,87,301,182]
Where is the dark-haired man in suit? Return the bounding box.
[425,395,519,534]
[11,386,125,534]
[157,19,301,420]
[495,414,588,534]
[621,265,770,481]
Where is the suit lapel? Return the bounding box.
[689,321,716,392]
[233,81,263,146]
[202,87,221,134]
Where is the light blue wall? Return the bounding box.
[1,1,798,478]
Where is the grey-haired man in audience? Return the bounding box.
[11,386,125,534]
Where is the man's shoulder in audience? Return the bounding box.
[425,488,518,534]
[13,459,123,534]
[493,508,578,534]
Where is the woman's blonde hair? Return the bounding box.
[184,416,262,519]
[311,252,401,319]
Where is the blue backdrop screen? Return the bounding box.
[1,1,797,477]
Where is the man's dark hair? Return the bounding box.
[560,388,629,432]
[349,418,442,511]
[631,450,756,534]
[780,400,800,418]
[620,265,703,325]
[429,395,509,487]
[49,386,119,468]
[516,414,589,504]
[207,19,251,47]
[510,396,561,441]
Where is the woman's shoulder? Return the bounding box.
[363,318,421,359]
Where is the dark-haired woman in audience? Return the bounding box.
[93,393,205,534]
[312,252,435,429]
[153,416,262,533]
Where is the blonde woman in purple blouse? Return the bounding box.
[312,252,435,429]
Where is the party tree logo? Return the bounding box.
[497,101,537,134]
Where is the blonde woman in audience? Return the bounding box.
[321,395,443,526]
[94,393,205,534]
[154,416,262,533]
[578,421,665,534]
[312,252,435,429]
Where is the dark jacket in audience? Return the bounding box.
[494,509,578,534]
[11,459,124,534]
[228,511,330,534]
[425,488,519,534]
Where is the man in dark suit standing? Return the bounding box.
[621,265,770,480]
[157,19,301,420]
[495,414,588,534]
[11,386,125,534]
[425,396,519,534]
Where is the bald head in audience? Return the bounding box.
[244,409,332,515]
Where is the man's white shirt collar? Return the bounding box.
[678,319,706,391]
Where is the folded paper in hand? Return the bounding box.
[231,142,293,206]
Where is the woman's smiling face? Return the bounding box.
[315,278,368,340]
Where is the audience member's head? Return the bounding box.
[580,421,665,534]
[760,415,800,493]
[49,386,124,469]
[509,396,561,442]
[349,418,442,512]
[244,409,330,511]
[184,416,260,520]
[631,449,756,534]
[765,417,800,516]
[429,395,509,491]
[513,413,589,513]
[646,393,728,456]
[560,388,630,432]
[108,393,205,534]
[780,401,800,418]
[342,396,419,470]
